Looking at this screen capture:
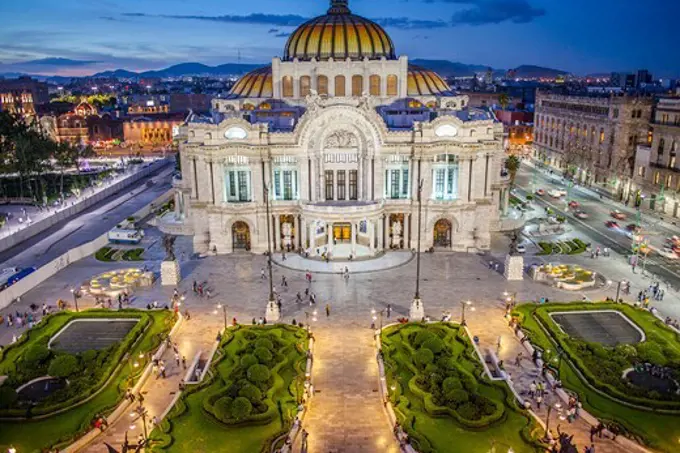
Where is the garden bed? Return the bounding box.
[381,323,543,453]
[536,238,589,256]
[148,325,308,453]
[0,309,174,452]
[512,302,680,452]
[95,247,145,262]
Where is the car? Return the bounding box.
[657,248,679,260]
[535,188,545,196]
[548,189,563,198]
[610,210,627,220]
[568,200,580,209]
[605,220,619,228]
[514,244,526,254]
[625,223,641,233]
[574,210,589,219]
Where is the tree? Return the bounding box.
[48,355,79,378]
[505,155,521,188]
[498,93,510,110]
[53,141,80,197]
[231,396,253,419]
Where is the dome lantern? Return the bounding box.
[283,0,396,62]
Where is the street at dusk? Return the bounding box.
[1,1,680,453]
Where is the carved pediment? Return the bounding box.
[325,130,359,148]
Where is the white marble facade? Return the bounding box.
[172,1,510,257]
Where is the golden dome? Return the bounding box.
[407,65,452,96]
[229,65,272,98]
[284,0,396,62]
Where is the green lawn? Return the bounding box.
[513,302,680,452]
[381,323,543,453]
[150,325,308,453]
[0,309,175,453]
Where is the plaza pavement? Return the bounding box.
[0,229,674,452]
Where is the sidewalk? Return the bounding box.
[78,308,216,452]
[272,250,413,274]
[466,308,622,453]
[292,325,400,453]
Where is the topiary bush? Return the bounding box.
[414,348,434,368]
[231,396,253,420]
[254,338,274,350]
[240,354,258,369]
[0,385,18,409]
[254,347,273,364]
[247,364,271,383]
[48,355,79,378]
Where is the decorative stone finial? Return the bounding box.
[328,0,350,14]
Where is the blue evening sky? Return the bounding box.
[0,0,678,77]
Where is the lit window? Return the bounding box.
[282,76,294,98]
[335,75,346,96]
[351,75,363,96]
[317,75,329,95]
[386,75,398,96]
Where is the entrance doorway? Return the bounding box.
[232,221,250,250]
[433,219,452,247]
[333,223,351,242]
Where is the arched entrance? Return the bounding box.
[232,221,251,251]
[433,219,452,247]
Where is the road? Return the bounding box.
[0,162,174,272]
[514,163,680,288]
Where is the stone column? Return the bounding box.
[301,218,307,250]
[351,221,357,256]
[383,215,389,249]
[369,220,375,252]
[377,217,384,251]
[294,215,301,249]
[459,157,470,202]
[174,191,180,217]
[274,215,281,251]
[327,222,334,255]
[309,222,316,255]
[503,189,510,216]
[358,158,364,200]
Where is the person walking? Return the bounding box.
[535,394,543,409]
[175,352,180,367]
[281,276,288,288]
[326,303,330,317]
[387,304,392,318]
[529,381,537,398]
[261,268,266,279]
[182,356,187,370]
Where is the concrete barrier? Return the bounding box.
[0,189,173,311]
[0,159,171,254]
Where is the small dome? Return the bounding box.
[284,1,396,62]
[229,66,272,98]
[407,65,452,96]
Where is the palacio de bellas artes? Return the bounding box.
[171,0,510,258]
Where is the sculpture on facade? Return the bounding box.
[325,130,358,149]
[508,228,521,256]
[391,221,402,247]
[163,234,177,261]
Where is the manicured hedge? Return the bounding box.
[519,303,680,412]
[148,325,308,453]
[382,323,543,453]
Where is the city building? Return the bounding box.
[533,91,653,199]
[170,0,509,256]
[631,97,680,217]
[123,113,184,148]
[495,109,534,156]
[458,91,522,109]
[0,91,35,116]
[0,76,49,105]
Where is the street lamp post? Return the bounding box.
[544,402,562,440]
[263,184,279,321]
[136,405,149,445]
[460,300,473,326]
[70,288,79,312]
[214,304,227,331]
[304,310,317,333]
[371,309,385,331]
[410,179,425,320]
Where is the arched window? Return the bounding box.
[470,129,476,137]
[299,76,311,97]
[334,75,346,96]
[351,75,363,96]
[282,76,293,98]
[386,75,398,96]
[369,75,381,96]
[317,75,329,95]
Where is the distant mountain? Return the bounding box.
[511,65,568,78]
[93,62,263,79]
[409,59,497,77]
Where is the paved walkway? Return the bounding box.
[272,250,413,274]
[466,308,623,453]
[296,325,400,453]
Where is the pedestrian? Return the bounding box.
[515,352,523,367]
[387,304,392,318]
[193,280,198,292]
[261,268,266,279]
[344,266,349,280]
[326,303,330,317]
[137,392,145,404]
[160,364,166,379]
[182,356,187,370]
[535,394,542,409]
[175,352,180,366]
[281,276,288,287]
[529,381,537,398]
[296,292,302,303]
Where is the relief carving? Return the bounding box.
[325,130,359,148]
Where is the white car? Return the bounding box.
[658,248,679,260]
[548,189,564,198]
[514,244,526,254]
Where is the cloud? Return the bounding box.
[122,12,307,27]
[23,58,100,66]
[268,28,279,34]
[420,0,545,25]
[121,12,448,29]
[274,32,289,38]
